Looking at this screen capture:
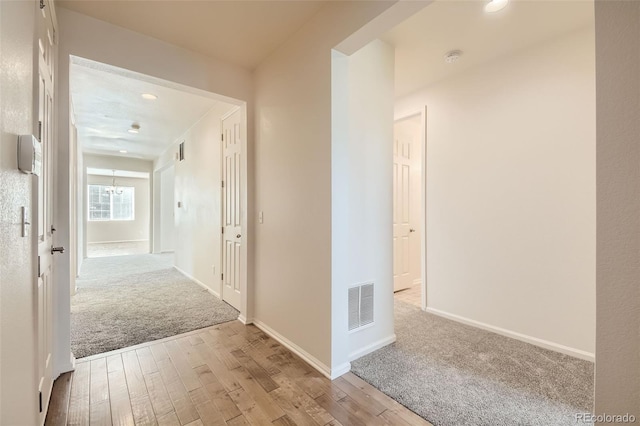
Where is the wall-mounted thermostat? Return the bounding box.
[18,135,42,176]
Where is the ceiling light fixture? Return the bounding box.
[141,93,158,100]
[105,170,123,195]
[484,0,509,13]
[128,123,140,134]
[119,150,128,154]
[444,50,463,64]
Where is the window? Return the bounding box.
[88,185,135,221]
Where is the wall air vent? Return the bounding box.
[348,283,374,331]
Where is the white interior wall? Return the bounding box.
[155,104,233,295]
[332,40,396,367]
[160,165,175,252]
[0,1,39,424]
[395,27,596,357]
[86,175,150,245]
[594,1,640,416]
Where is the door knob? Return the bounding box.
[409,228,416,233]
[236,234,242,238]
[51,246,65,254]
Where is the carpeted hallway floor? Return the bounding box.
[351,299,594,426]
[71,254,238,359]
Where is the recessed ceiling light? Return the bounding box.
[141,93,158,100]
[119,150,128,154]
[128,123,140,134]
[485,0,509,13]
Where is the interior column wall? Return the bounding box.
[253,1,399,376]
[594,0,640,416]
[332,40,396,367]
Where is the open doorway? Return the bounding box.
[68,57,248,359]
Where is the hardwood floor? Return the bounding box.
[46,321,431,426]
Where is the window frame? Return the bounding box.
[87,184,136,222]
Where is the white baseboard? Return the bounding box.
[238,315,253,325]
[173,266,221,299]
[331,362,352,379]
[55,354,76,377]
[425,307,595,362]
[349,334,396,361]
[252,319,337,379]
[87,239,148,245]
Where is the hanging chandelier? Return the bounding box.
[105,170,123,195]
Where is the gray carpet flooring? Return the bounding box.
[71,254,238,359]
[351,300,594,426]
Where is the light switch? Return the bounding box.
[259,211,264,224]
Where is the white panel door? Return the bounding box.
[36,2,56,422]
[221,108,242,310]
[393,117,423,292]
[393,127,412,292]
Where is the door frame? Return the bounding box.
[219,105,250,320]
[152,162,176,254]
[395,107,427,310]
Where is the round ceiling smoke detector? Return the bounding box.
[444,50,463,64]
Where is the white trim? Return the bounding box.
[331,362,352,379]
[221,105,241,121]
[349,334,396,361]
[252,319,337,379]
[238,315,253,325]
[87,239,149,244]
[425,307,595,362]
[55,353,76,377]
[174,265,221,299]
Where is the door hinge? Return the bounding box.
[221,133,224,141]
[221,273,224,280]
[221,227,224,234]
[37,256,41,277]
[222,180,225,188]
[38,121,42,142]
[39,391,43,413]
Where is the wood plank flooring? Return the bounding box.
[46,321,432,426]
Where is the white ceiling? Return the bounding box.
[382,0,594,97]
[70,59,236,160]
[58,0,326,70]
